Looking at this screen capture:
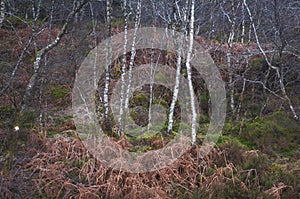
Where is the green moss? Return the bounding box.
[222,120,241,136]
[129,93,149,108]
[129,106,148,126]
[100,112,117,137]
[153,98,169,108]
[111,18,125,28]
[129,145,156,155]
[217,135,248,149]
[50,85,70,99]
[199,92,208,105]
[136,131,161,141]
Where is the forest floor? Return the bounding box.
[0,111,299,198]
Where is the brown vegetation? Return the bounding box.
[1,128,299,198]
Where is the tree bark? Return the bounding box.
[118,0,130,136]
[103,0,112,121]
[186,0,197,145]
[0,0,5,28]
[124,0,142,109]
[167,0,188,134]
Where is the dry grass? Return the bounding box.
[0,129,297,198]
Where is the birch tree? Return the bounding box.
[220,1,241,116]
[117,0,130,136]
[147,1,161,131]
[185,0,197,145]
[89,1,98,90]
[21,0,90,111]
[103,0,112,122]
[0,37,33,97]
[0,0,5,28]
[167,0,188,133]
[241,2,245,44]
[124,0,142,109]
[38,0,56,134]
[243,0,298,119]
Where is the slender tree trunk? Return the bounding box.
[118,0,129,136]
[208,3,215,40]
[38,0,55,134]
[124,0,142,109]
[274,0,286,57]
[147,50,154,131]
[236,78,246,120]
[167,38,183,133]
[227,35,235,115]
[21,0,89,112]
[221,1,240,117]
[104,0,112,121]
[248,23,251,42]
[31,0,41,59]
[186,0,197,145]
[227,24,236,116]
[74,0,79,23]
[0,0,5,28]
[147,1,160,131]
[0,37,33,97]
[147,51,161,131]
[241,2,245,44]
[167,0,188,134]
[89,1,98,89]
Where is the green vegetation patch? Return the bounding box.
[50,85,70,99]
[238,111,300,157]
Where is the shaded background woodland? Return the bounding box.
[0,0,300,198]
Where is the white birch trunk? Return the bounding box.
[31,0,41,56]
[227,25,236,115]
[118,0,129,136]
[248,23,251,42]
[186,0,197,145]
[147,52,161,131]
[147,56,154,131]
[147,48,155,131]
[241,2,245,44]
[147,2,159,131]
[236,78,246,120]
[167,0,189,133]
[167,38,183,133]
[89,2,98,89]
[104,0,112,120]
[124,0,142,109]
[0,0,4,28]
[221,1,239,116]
